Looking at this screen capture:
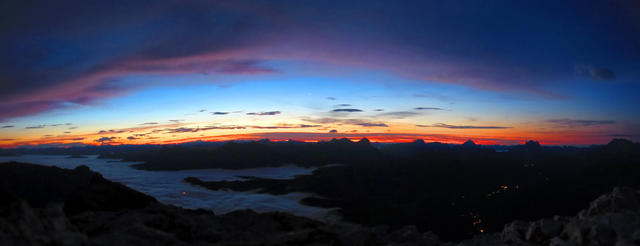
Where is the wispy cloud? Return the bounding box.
[414,107,444,111]
[212,112,229,115]
[166,125,247,133]
[25,125,46,129]
[350,121,388,127]
[247,111,281,116]
[48,123,72,127]
[1,125,14,128]
[139,122,158,125]
[250,124,321,129]
[417,123,512,129]
[331,108,362,113]
[96,137,117,142]
[303,117,388,127]
[326,97,336,100]
[334,104,352,107]
[575,65,616,80]
[548,118,616,127]
[377,111,420,119]
[99,129,126,134]
[589,68,616,80]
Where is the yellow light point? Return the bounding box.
[480,229,484,233]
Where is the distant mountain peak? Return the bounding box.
[608,138,633,147]
[413,139,425,144]
[525,140,541,148]
[462,139,476,146]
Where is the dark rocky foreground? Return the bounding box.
[1,162,640,245]
[184,139,640,241]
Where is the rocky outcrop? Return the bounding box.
[1,162,640,245]
[460,187,640,246]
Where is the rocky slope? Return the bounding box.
[1,162,639,245]
[458,187,640,246]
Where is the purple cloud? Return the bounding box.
[247,111,281,116]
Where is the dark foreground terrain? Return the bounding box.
[184,139,640,241]
[1,162,640,245]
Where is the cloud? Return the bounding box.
[47,123,71,127]
[302,118,341,124]
[373,109,384,112]
[96,137,117,142]
[331,108,362,113]
[326,97,336,100]
[165,127,199,133]
[300,124,320,128]
[0,101,61,122]
[417,123,511,129]
[1,125,14,128]
[575,65,617,81]
[377,111,420,119]
[166,125,247,133]
[127,136,138,140]
[334,104,352,107]
[414,107,444,111]
[329,129,337,133]
[98,129,126,134]
[548,119,616,127]
[249,124,321,129]
[169,120,183,123]
[247,111,281,116]
[303,117,387,127]
[353,122,388,127]
[212,112,229,115]
[198,109,207,112]
[588,68,616,80]
[343,119,388,127]
[165,124,322,131]
[139,122,158,125]
[25,125,45,129]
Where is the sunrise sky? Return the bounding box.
[1,1,639,147]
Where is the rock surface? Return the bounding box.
[459,187,640,246]
[1,161,640,245]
